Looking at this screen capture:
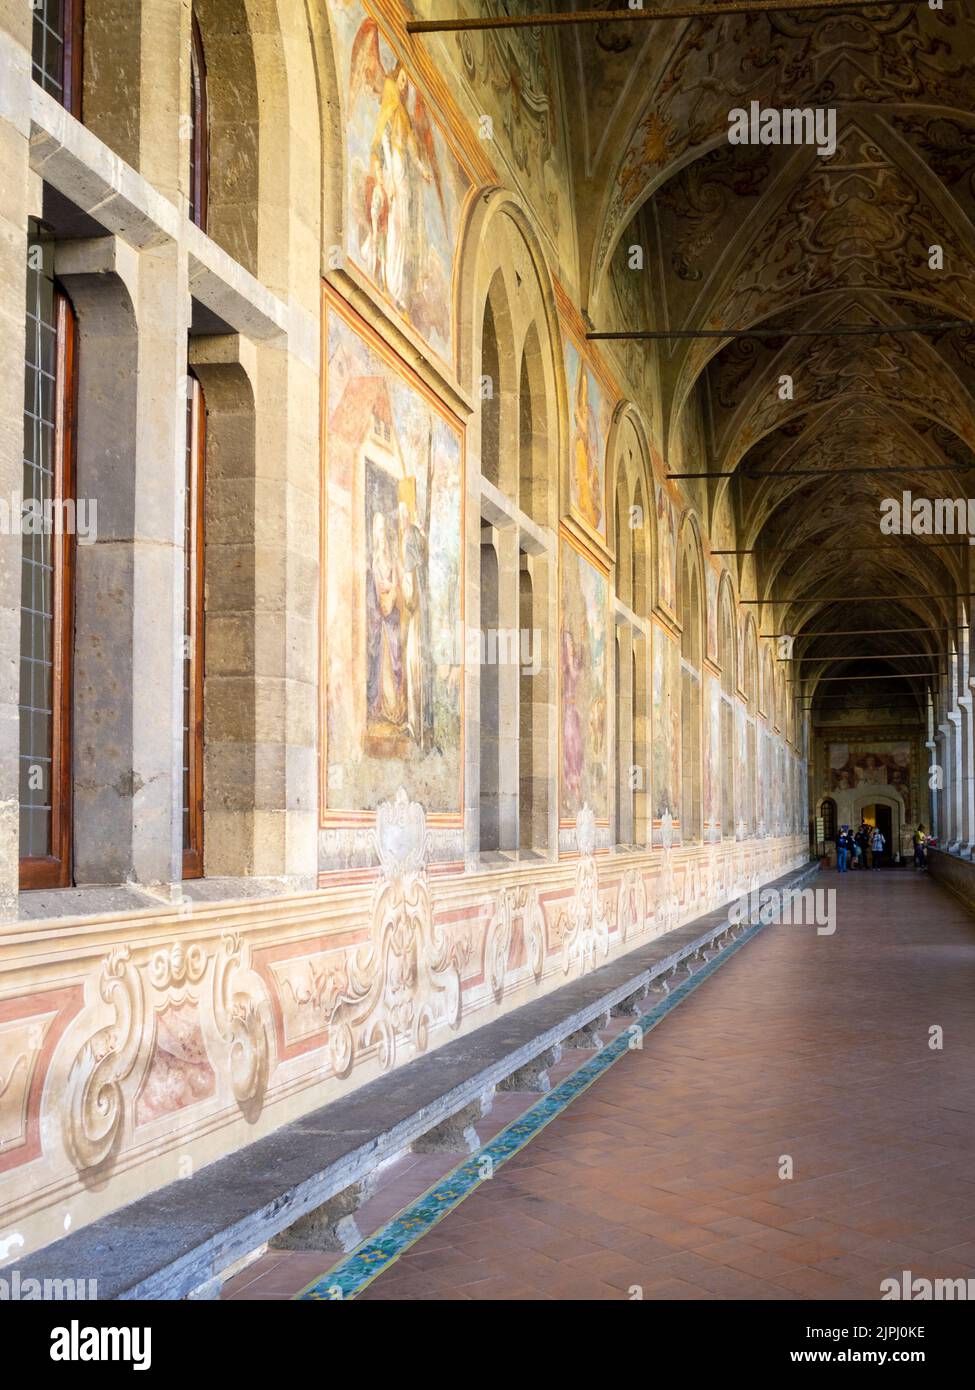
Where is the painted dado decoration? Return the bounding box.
[0,788,805,1255]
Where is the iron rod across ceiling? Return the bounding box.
[789,652,949,662]
[762,626,963,638]
[715,542,966,554]
[407,0,959,35]
[806,672,942,682]
[741,593,974,604]
[590,319,975,342]
[669,467,975,478]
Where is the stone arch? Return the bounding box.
[678,514,705,843]
[457,190,562,861]
[677,512,705,670]
[607,404,654,846]
[853,790,906,865]
[607,402,655,621]
[717,573,737,837]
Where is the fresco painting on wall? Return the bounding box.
[330,0,473,361]
[564,339,609,538]
[441,0,575,272]
[656,485,677,613]
[323,296,463,816]
[652,627,681,824]
[560,540,608,820]
[828,742,913,819]
[736,702,748,828]
[706,676,720,830]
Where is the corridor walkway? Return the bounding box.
[231,868,975,1301]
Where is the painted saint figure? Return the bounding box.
[366,512,406,729]
[572,367,603,531]
[350,21,447,315]
[398,494,431,748]
[561,627,585,807]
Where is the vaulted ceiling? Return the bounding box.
[560,1,975,719]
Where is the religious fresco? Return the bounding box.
[559,540,608,820]
[656,484,677,614]
[652,627,681,824]
[706,675,721,831]
[414,0,577,276]
[736,702,748,828]
[328,0,473,361]
[828,741,913,819]
[323,296,463,816]
[564,339,610,539]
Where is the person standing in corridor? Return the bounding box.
[855,822,870,870]
[837,825,853,873]
[914,824,928,871]
[870,824,885,870]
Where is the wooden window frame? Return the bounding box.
[20,289,77,891]
[183,373,206,878]
[63,0,84,118]
[32,0,84,118]
[189,13,209,232]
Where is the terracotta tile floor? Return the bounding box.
[224,868,975,1301]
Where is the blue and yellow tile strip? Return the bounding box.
[296,909,772,1300]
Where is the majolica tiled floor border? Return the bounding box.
[295,912,771,1301]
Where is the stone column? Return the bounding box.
[936,724,951,846]
[614,620,634,844]
[926,737,939,840]
[57,236,190,889]
[947,711,962,852]
[959,693,974,858]
[495,522,520,850]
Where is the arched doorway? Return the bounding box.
[854,793,904,867]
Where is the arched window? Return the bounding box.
[190,12,210,230]
[612,423,650,847]
[471,210,559,860]
[20,224,77,887]
[32,0,84,117]
[821,797,837,842]
[183,370,206,877]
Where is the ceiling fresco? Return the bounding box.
[555,0,975,719]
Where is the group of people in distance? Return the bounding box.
[834,822,932,872]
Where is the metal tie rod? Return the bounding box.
[788,651,949,661]
[741,593,975,604]
[715,542,966,554]
[762,626,963,638]
[590,318,975,342]
[669,466,975,478]
[809,671,942,681]
[407,0,958,34]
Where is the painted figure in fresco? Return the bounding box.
[561,627,585,806]
[572,367,603,531]
[367,512,406,730]
[350,21,446,313]
[657,485,676,610]
[398,492,431,749]
[855,753,886,787]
